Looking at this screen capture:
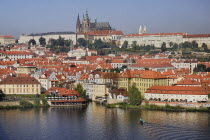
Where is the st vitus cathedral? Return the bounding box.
[76,10,112,33]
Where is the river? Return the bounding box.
[0,102,210,140]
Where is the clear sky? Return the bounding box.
[0,0,210,38]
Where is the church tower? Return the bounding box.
[76,14,81,33]
[143,25,147,34]
[82,10,91,33]
[139,25,142,34]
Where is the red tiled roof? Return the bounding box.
[183,34,210,38]
[175,79,201,85]
[0,51,32,55]
[145,85,208,95]
[0,35,14,39]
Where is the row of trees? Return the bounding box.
[121,41,155,52]
[28,36,71,47]
[193,64,210,73]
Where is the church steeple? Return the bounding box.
[77,14,80,25]
[85,9,89,20]
[76,14,81,33]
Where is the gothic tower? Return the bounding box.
[76,14,81,33]
[82,10,91,33]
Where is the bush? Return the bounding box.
[42,98,49,107]
[19,100,34,108]
[34,98,40,108]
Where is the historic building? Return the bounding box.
[0,76,41,94]
[0,35,15,46]
[76,10,112,34]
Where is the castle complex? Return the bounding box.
[76,10,112,33]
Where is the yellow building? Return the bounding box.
[0,76,41,94]
[16,64,37,74]
[117,70,168,97]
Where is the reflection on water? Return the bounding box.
[0,103,210,140]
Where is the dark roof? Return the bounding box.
[0,76,40,85]
[23,31,75,36]
[96,22,111,28]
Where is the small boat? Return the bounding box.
[139,118,145,125]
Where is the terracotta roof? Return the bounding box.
[0,61,16,65]
[0,35,14,39]
[145,85,208,95]
[0,76,40,85]
[175,79,201,86]
[44,87,80,97]
[183,34,210,38]
[0,51,32,55]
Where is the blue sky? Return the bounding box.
[0,0,210,38]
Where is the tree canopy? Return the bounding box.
[161,42,167,52]
[75,84,86,98]
[39,37,46,46]
[128,84,141,105]
[77,38,87,47]
[28,39,36,46]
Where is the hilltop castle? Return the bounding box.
[76,10,112,33]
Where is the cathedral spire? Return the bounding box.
[77,14,80,24]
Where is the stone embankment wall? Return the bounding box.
[142,101,210,108]
[0,101,34,106]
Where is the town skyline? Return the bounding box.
[0,0,210,38]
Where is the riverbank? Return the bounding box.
[0,99,49,109]
[105,102,140,109]
[141,104,210,112]
[105,102,210,112]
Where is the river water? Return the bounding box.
[0,103,210,140]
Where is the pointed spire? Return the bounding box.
[139,25,142,34]
[85,9,89,20]
[77,14,80,21]
[143,25,147,34]
[77,14,80,25]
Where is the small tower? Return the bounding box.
[139,25,142,34]
[143,25,147,34]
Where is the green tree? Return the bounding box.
[161,42,167,52]
[58,36,65,46]
[39,37,46,46]
[169,42,173,48]
[48,39,57,46]
[121,41,128,49]
[28,39,36,46]
[64,40,71,46]
[193,64,206,73]
[94,39,103,48]
[172,43,178,50]
[20,100,33,108]
[15,39,19,44]
[192,40,198,49]
[202,43,208,52]
[78,38,87,47]
[75,84,86,98]
[128,84,141,105]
